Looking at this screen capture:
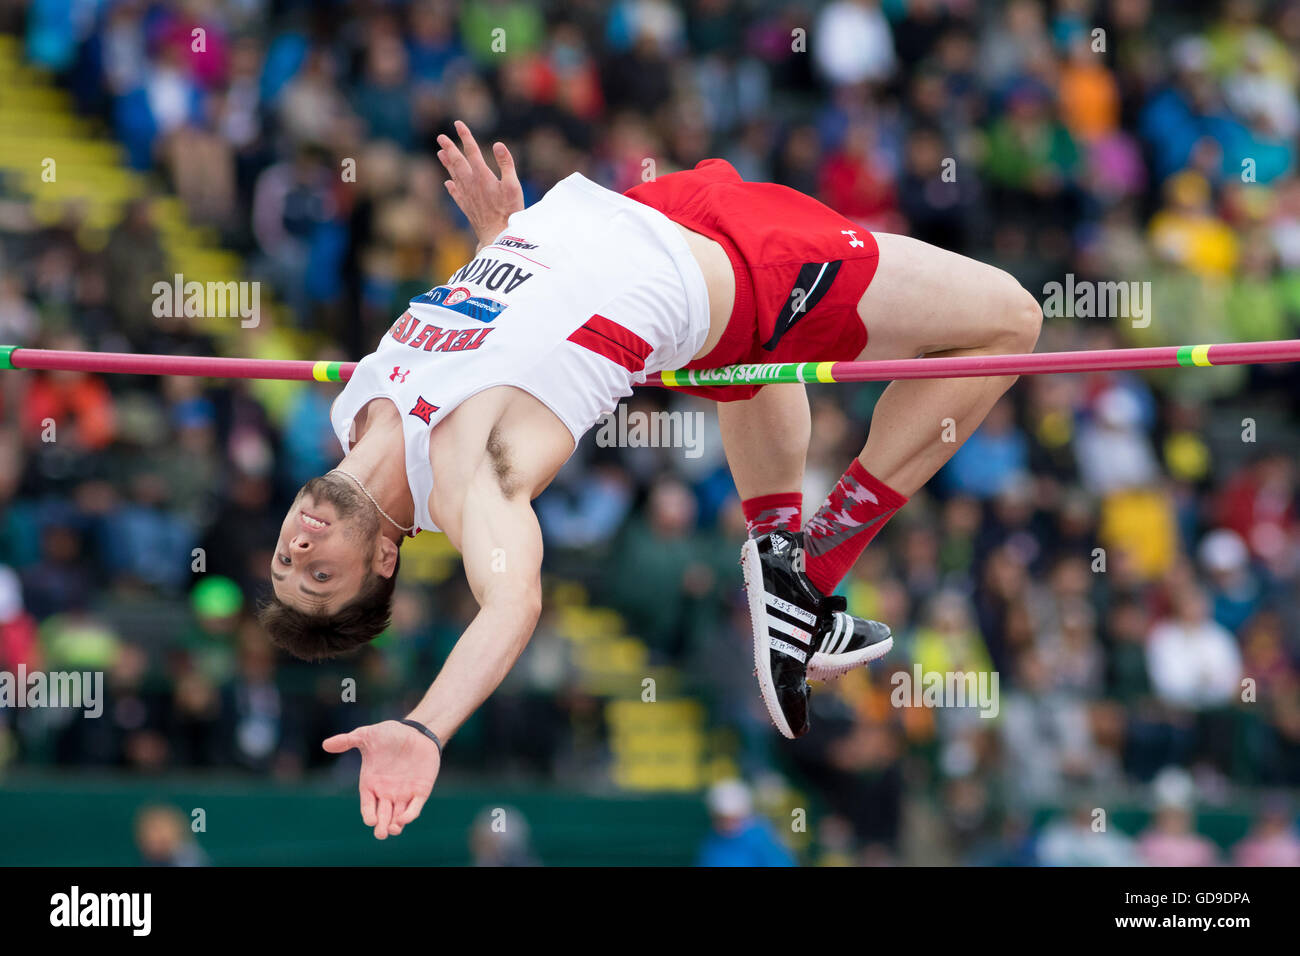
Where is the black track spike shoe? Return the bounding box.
[741,530,823,738]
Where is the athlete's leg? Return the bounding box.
[713,192,1041,737]
[800,232,1042,594]
[719,233,1041,502]
[717,382,810,499]
[854,232,1042,493]
[717,383,810,538]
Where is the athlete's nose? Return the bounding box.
[290,534,313,551]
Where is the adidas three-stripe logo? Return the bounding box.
[767,595,817,662]
[819,612,853,656]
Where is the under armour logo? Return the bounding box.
[408,396,439,424]
[390,367,410,383]
[841,229,865,248]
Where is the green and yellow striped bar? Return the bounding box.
[1176,344,1214,368]
[311,360,346,382]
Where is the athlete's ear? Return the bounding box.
[374,535,400,579]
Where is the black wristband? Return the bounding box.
[397,718,443,755]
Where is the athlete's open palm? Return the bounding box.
[323,721,440,840]
[436,119,525,245]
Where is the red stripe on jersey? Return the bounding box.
[585,314,653,360]
[567,315,653,373]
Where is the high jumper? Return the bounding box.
[268,118,1041,839]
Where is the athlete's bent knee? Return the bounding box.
[1010,284,1043,353]
[990,276,1042,354]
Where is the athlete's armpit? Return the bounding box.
[485,425,519,498]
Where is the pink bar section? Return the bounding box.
[6,348,358,382]
[824,339,1300,382]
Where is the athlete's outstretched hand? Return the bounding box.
[322,720,441,840]
[436,119,525,247]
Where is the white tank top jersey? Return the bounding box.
[330,172,712,534]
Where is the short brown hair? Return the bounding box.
[258,555,400,661]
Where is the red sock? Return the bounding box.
[741,492,802,539]
[803,461,908,595]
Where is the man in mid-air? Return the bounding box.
[260,121,1042,838]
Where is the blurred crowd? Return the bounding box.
[2,0,1300,865]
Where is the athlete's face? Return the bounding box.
[271,475,380,613]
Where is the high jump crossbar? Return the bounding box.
[2,340,1299,386]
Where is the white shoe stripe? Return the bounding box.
[765,594,817,626]
[830,613,848,654]
[767,616,813,644]
[768,636,808,663]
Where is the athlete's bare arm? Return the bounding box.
[402,446,543,732]
[323,387,572,839]
[319,475,540,840]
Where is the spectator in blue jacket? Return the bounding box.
[697,779,796,867]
